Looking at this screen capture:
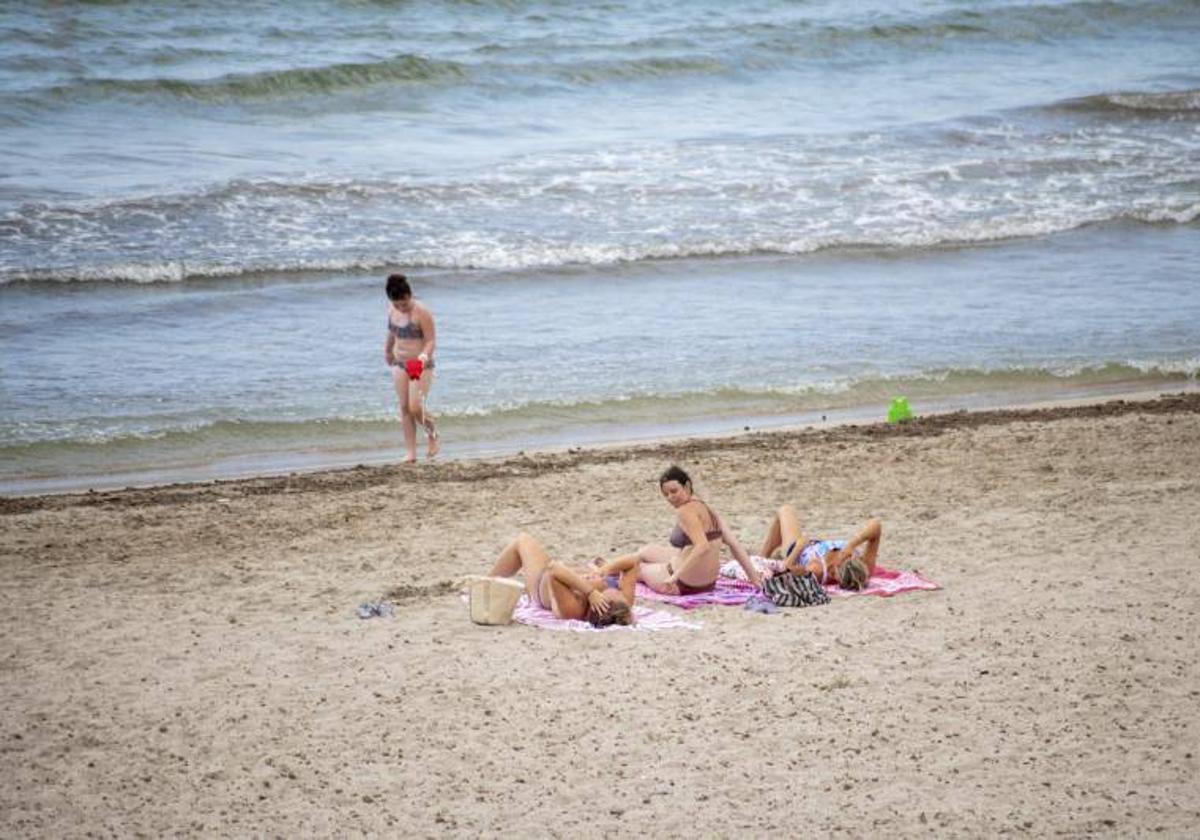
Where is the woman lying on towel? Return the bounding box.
[758,504,882,591]
[488,532,636,627]
[595,465,762,595]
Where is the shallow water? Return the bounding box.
[1,0,1198,492]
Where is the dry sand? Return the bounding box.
[2,394,1199,837]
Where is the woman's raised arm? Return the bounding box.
[717,513,762,587]
[546,561,610,615]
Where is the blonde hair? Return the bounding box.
[837,555,869,591]
[587,598,633,628]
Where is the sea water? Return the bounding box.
[1,0,1198,493]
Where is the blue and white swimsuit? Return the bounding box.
[787,538,846,583]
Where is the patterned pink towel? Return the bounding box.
[636,577,759,610]
[823,566,940,598]
[510,596,701,632]
[637,558,940,609]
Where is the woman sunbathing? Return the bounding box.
[596,465,762,595]
[488,532,635,627]
[758,504,882,591]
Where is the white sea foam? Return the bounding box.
[4,168,1195,285]
[4,92,1199,284]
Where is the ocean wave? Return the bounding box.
[37,54,469,104]
[751,0,1199,57]
[0,255,397,285]
[4,202,1196,285]
[4,84,1198,285]
[1058,88,1200,115]
[18,52,738,110]
[8,0,1197,113]
[553,55,727,84]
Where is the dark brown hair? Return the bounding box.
[386,273,412,301]
[659,465,692,489]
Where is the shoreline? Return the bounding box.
[4,384,1195,501]
[5,217,1197,499]
[4,388,1197,510]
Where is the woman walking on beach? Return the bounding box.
[758,505,882,591]
[596,465,762,594]
[489,532,636,627]
[384,273,439,462]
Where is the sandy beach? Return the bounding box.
[2,393,1199,836]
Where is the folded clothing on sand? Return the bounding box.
[356,600,395,619]
[743,594,779,614]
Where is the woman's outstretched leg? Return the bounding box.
[601,543,674,573]
[632,543,685,593]
[598,543,680,594]
[599,554,639,575]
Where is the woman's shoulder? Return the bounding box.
[692,499,722,527]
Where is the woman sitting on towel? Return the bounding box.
[488,532,636,627]
[758,504,882,591]
[595,465,762,595]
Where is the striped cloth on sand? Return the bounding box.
[511,596,701,632]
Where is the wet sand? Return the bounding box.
[2,394,1198,836]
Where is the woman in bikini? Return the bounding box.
[758,504,882,591]
[384,273,439,462]
[488,532,636,627]
[595,465,763,595]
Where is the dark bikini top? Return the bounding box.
[388,314,424,340]
[668,500,722,548]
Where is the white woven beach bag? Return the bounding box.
[467,576,526,625]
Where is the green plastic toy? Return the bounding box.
[887,396,913,424]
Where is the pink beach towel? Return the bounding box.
[510,596,701,632]
[822,566,940,598]
[638,557,940,609]
[636,577,760,610]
